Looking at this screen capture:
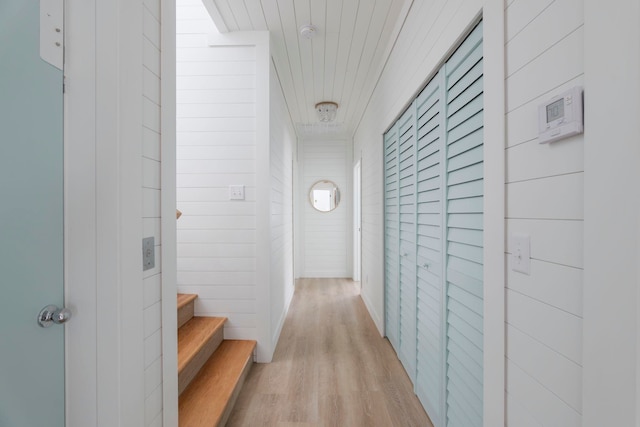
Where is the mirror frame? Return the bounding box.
[309,180,341,213]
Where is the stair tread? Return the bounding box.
[178,316,227,374]
[179,340,256,427]
[177,293,198,310]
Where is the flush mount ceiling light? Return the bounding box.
[315,101,338,122]
[299,24,317,39]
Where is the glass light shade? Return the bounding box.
[315,101,338,122]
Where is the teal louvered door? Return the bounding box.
[443,21,484,427]
[397,106,417,381]
[414,71,445,425]
[383,19,483,427]
[384,125,400,350]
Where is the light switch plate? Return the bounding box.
[510,233,531,275]
[229,185,245,200]
[143,237,155,271]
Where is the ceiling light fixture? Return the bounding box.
[315,101,338,122]
[299,24,317,39]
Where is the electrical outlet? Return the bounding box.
[510,233,530,275]
[143,237,155,271]
[229,185,245,200]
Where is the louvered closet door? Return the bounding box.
[414,72,445,425]
[397,106,417,380]
[384,125,400,351]
[443,21,484,427]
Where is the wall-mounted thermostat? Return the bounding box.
[538,86,583,144]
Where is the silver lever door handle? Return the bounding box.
[38,305,72,328]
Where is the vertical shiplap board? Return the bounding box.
[176,0,258,340]
[269,61,296,347]
[142,0,163,424]
[504,0,584,425]
[300,138,352,277]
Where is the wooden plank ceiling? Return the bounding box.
[203,0,408,139]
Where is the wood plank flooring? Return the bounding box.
[227,278,433,427]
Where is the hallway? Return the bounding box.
[227,278,432,427]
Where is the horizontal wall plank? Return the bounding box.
[178,187,256,203]
[196,299,256,314]
[506,219,583,268]
[506,173,583,220]
[143,275,161,309]
[177,103,256,118]
[506,27,583,111]
[505,0,554,42]
[143,302,162,339]
[177,229,256,244]
[506,136,583,181]
[177,257,256,272]
[177,201,256,216]
[177,145,256,159]
[506,0,582,75]
[177,89,256,104]
[506,256,582,317]
[507,324,582,412]
[506,289,582,364]
[177,243,256,258]
[144,357,162,397]
[506,360,582,426]
[177,215,256,230]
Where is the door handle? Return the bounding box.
[37,305,72,328]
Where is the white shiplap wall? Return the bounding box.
[176,1,293,362]
[269,61,296,346]
[142,0,163,424]
[176,0,258,339]
[504,0,584,425]
[298,138,352,278]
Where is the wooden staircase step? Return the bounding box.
[179,340,257,427]
[177,293,198,329]
[178,316,226,395]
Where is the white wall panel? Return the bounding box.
[299,139,352,278]
[177,2,293,362]
[142,0,163,423]
[177,0,260,351]
[504,6,585,419]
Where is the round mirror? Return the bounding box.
[309,180,340,212]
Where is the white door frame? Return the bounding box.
[353,160,362,282]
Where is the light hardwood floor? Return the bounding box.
[227,278,433,427]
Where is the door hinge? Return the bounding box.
[40,0,64,70]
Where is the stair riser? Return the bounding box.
[178,300,195,329]
[178,327,224,396]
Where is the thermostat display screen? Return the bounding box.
[546,98,564,123]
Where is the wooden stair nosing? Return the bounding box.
[178,340,257,427]
[177,293,198,310]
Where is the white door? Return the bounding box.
[0,1,66,425]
